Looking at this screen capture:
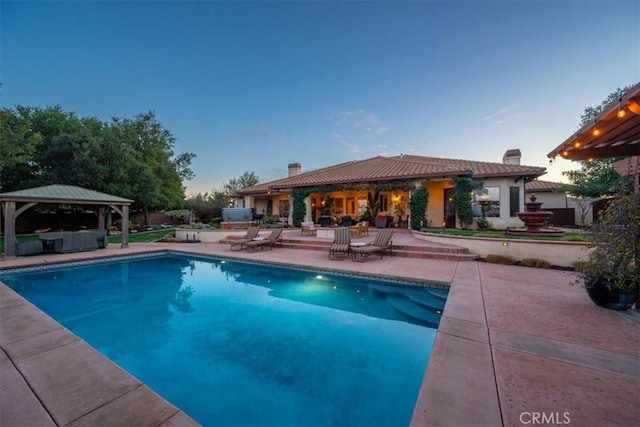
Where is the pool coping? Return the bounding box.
[1,242,639,426]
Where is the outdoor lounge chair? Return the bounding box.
[351,228,394,262]
[329,227,351,260]
[220,226,259,251]
[300,221,317,236]
[244,228,283,252]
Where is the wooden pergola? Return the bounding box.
[547,82,640,161]
[0,185,133,258]
[547,82,640,193]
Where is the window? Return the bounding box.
[509,187,520,217]
[473,187,500,217]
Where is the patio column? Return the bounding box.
[3,201,16,258]
[305,196,313,223]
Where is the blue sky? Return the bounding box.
[2,0,638,195]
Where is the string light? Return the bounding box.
[617,107,626,118]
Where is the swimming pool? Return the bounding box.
[2,253,448,426]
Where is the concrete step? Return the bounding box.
[279,238,478,261]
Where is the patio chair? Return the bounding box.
[220,226,259,251]
[244,228,283,252]
[360,221,370,236]
[349,222,363,238]
[301,221,317,236]
[329,227,351,260]
[351,228,394,262]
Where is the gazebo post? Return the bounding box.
[121,204,129,248]
[3,201,16,258]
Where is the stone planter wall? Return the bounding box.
[412,230,589,268]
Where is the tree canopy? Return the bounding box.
[184,171,260,224]
[0,106,195,216]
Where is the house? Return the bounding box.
[237,150,546,230]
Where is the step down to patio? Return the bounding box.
[386,294,443,328]
[278,236,478,261]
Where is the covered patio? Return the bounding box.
[0,185,133,258]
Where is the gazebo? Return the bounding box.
[0,185,133,258]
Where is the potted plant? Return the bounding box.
[575,193,639,310]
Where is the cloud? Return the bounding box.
[477,104,518,124]
[331,109,390,136]
[333,131,363,153]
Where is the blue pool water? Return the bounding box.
[2,254,448,426]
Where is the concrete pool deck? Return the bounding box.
[1,238,638,426]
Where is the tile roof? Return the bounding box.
[525,180,565,192]
[0,185,133,204]
[238,155,546,195]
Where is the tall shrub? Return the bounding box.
[451,177,483,229]
[291,188,309,227]
[409,185,429,230]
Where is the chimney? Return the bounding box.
[503,149,521,165]
[288,162,302,176]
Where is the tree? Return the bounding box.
[563,158,632,198]
[0,106,196,226]
[222,171,260,198]
[212,171,260,208]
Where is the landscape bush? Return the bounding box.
[484,254,517,265]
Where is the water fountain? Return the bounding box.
[506,194,565,237]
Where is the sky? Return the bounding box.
[1,0,639,195]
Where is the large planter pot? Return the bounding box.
[319,215,333,228]
[586,279,637,310]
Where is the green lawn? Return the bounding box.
[107,228,176,244]
[0,228,176,252]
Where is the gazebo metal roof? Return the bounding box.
[0,185,133,205]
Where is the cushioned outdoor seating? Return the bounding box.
[340,216,354,227]
[15,240,44,256]
[53,231,99,253]
[244,228,283,252]
[329,227,351,260]
[351,228,394,262]
[300,221,317,236]
[92,229,108,248]
[220,227,260,250]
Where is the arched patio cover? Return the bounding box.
[0,185,133,258]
